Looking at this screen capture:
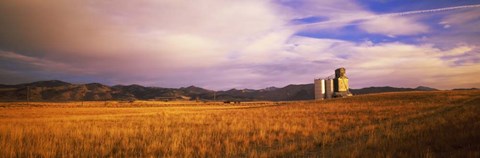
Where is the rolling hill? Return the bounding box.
[0,80,441,101]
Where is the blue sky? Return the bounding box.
[0,0,479,90]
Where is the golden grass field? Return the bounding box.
[1,90,479,157]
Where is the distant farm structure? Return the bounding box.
[149,96,191,102]
[314,67,353,100]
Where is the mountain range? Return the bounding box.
[0,80,447,101]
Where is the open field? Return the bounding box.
[1,90,479,157]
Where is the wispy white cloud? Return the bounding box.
[297,3,480,36]
[281,36,480,89]
[439,8,480,29]
[358,16,429,36]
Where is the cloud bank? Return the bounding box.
[0,0,479,90]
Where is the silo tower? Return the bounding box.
[314,67,352,100]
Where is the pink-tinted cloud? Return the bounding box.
[0,0,479,90]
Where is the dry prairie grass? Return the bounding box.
[0,90,479,157]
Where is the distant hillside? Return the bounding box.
[214,84,314,101]
[0,80,439,101]
[452,88,479,91]
[350,86,438,95]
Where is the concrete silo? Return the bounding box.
[314,79,325,100]
[333,67,352,97]
[325,79,334,99]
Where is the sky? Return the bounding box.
[0,0,479,90]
